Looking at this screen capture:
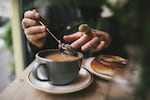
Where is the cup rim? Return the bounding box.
[35,49,83,62]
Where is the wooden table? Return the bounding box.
[0,61,135,100]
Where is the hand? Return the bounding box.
[22,9,47,48]
[63,29,111,52]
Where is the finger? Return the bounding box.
[27,32,47,42]
[24,26,46,35]
[22,18,39,29]
[98,34,111,48]
[63,32,82,42]
[104,34,112,48]
[92,41,106,52]
[24,9,40,19]
[93,29,111,48]
[81,36,99,52]
[70,34,92,49]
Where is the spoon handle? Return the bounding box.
[38,17,60,44]
[37,16,78,56]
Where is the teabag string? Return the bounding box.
[38,17,78,56]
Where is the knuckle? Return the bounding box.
[22,18,26,24]
[26,35,32,42]
[22,18,30,28]
[24,10,31,17]
[21,19,26,28]
[94,36,99,41]
[24,28,31,35]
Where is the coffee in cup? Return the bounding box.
[45,53,79,62]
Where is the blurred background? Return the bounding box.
[0,0,149,99]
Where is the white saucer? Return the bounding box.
[27,68,93,94]
[83,57,112,80]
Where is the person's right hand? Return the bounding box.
[22,9,47,48]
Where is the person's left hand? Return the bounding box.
[63,29,111,53]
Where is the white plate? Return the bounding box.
[27,68,93,94]
[83,57,112,80]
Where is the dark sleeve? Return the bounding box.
[25,41,43,64]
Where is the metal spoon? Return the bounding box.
[37,16,77,56]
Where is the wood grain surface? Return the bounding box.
[0,61,135,100]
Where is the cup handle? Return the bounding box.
[32,62,50,81]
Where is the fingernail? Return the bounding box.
[32,9,36,12]
[41,26,46,31]
[35,13,40,18]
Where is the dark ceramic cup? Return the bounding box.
[32,49,83,85]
